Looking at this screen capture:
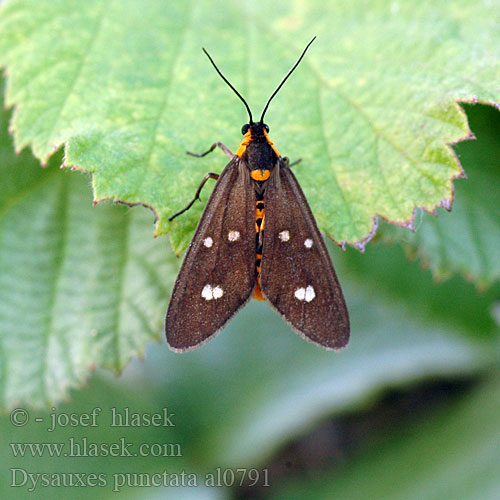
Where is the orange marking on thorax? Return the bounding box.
[235,129,252,157]
[250,169,271,181]
[263,129,281,158]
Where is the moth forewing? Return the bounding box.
[259,160,350,350]
[165,157,256,351]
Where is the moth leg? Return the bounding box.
[187,142,234,160]
[282,156,302,168]
[169,172,220,221]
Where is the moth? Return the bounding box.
[166,38,349,352]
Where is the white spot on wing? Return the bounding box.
[305,285,316,302]
[294,285,316,302]
[304,238,313,248]
[203,237,213,248]
[279,230,290,242]
[201,284,223,301]
[228,230,240,242]
[202,285,213,300]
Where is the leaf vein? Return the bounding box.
[330,85,434,204]
[315,83,356,229]
[112,211,131,372]
[41,174,71,404]
[43,4,108,156]
[143,2,193,170]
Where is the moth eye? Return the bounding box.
[263,124,270,133]
[241,124,250,135]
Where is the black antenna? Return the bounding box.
[260,37,316,123]
[202,48,253,124]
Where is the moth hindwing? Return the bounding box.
[165,37,350,351]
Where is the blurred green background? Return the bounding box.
[1,94,499,499]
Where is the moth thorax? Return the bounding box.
[244,141,277,171]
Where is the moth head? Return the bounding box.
[242,122,269,136]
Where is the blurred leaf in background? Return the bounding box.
[270,376,500,500]
[0,0,499,499]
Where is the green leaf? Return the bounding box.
[380,103,500,287]
[1,0,492,252]
[0,86,178,408]
[270,375,500,500]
